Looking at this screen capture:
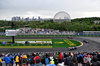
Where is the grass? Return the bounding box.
[52,39,81,48]
[0,39,81,48]
[70,40,81,46]
[52,39,69,48]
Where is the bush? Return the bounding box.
[13,44,18,46]
[31,44,36,46]
[7,44,12,46]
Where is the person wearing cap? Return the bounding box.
[34,53,40,64]
[82,58,90,66]
[34,58,43,66]
[21,54,28,66]
[0,59,2,66]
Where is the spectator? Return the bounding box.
[46,64,56,66]
[10,58,14,66]
[64,57,72,66]
[91,55,98,66]
[3,54,11,66]
[34,53,40,64]
[54,53,59,65]
[1,52,100,66]
[78,53,83,66]
[97,52,100,61]
[50,59,55,64]
[71,58,78,66]
[30,55,35,66]
[21,55,28,66]
[45,54,50,65]
[34,58,43,66]
[0,59,2,66]
[59,53,63,63]
[82,58,90,66]
[46,59,56,66]
[14,55,20,66]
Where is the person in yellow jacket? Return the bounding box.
[23,55,27,59]
[15,55,20,66]
[0,59,2,66]
[50,59,55,64]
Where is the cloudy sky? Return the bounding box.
[0,0,100,20]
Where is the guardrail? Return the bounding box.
[0,35,100,37]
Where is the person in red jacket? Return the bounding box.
[59,53,62,63]
[34,54,40,64]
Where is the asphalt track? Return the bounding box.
[0,37,100,53]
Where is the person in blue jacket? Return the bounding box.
[46,64,56,66]
[3,54,11,66]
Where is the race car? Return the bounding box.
[83,40,89,43]
[68,47,77,50]
[67,36,73,39]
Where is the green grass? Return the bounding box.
[0,39,81,48]
[0,39,52,48]
[52,39,81,48]
[70,40,81,46]
[52,39,69,48]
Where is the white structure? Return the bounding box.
[94,20,100,24]
[83,31,100,35]
[5,30,16,36]
[53,11,71,23]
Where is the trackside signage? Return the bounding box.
[5,30,16,36]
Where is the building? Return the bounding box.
[94,20,100,24]
[24,17,30,22]
[38,16,41,21]
[32,17,35,21]
[11,16,53,22]
[12,16,21,21]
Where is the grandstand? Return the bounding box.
[83,31,100,35]
[15,28,75,35]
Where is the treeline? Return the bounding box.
[0,17,100,32]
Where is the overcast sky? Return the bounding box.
[0,0,100,20]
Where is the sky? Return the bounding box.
[0,0,100,20]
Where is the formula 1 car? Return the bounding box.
[67,36,73,39]
[83,40,89,43]
[68,47,77,50]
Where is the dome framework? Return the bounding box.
[53,11,71,23]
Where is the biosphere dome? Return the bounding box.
[53,11,71,23]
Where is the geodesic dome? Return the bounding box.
[53,11,71,23]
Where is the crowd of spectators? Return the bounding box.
[0,51,100,66]
[0,32,5,35]
[16,28,75,35]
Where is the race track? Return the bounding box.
[0,37,100,53]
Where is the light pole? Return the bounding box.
[11,22,15,43]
